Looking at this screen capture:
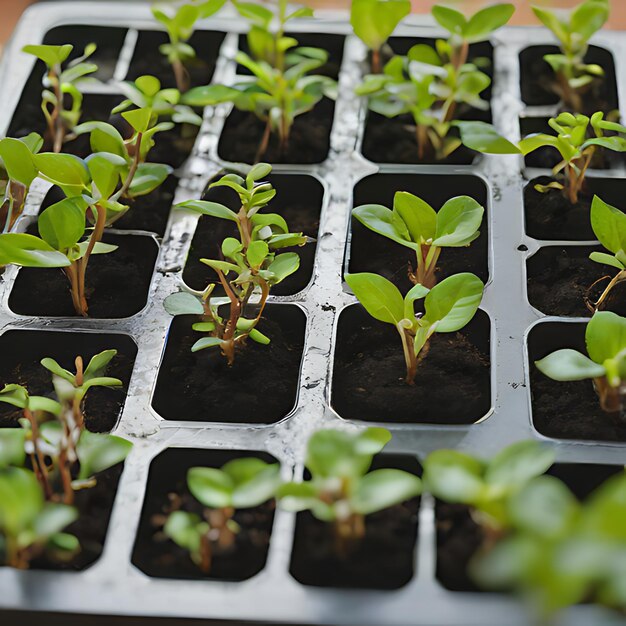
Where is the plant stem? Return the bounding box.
[73,357,85,430]
[172,58,189,93]
[371,48,381,74]
[115,132,143,202]
[76,203,107,317]
[51,69,66,153]
[413,244,440,288]
[24,408,52,500]
[594,377,624,416]
[398,325,418,385]
[215,268,241,365]
[255,118,272,163]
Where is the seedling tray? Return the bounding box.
[1,3,625,625]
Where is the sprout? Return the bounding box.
[535,310,626,416]
[278,428,421,553]
[345,272,484,383]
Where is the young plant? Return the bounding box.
[586,196,626,312]
[532,0,610,111]
[423,440,554,539]
[353,192,484,288]
[0,352,131,504]
[0,133,43,232]
[164,163,308,364]
[0,466,78,569]
[163,457,280,573]
[152,0,226,91]
[350,0,410,73]
[356,3,514,161]
[345,272,484,384]
[278,428,421,552]
[457,111,626,204]
[23,43,98,152]
[472,471,626,617]
[535,310,626,416]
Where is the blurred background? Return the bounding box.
[2,0,626,47]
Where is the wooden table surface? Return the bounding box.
[2,1,626,46]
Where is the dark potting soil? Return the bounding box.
[217,98,335,164]
[348,173,489,293]
[332,305,491,424]
[290,454,421,589]
[9,233,159,318]
[30,464,123,571]
[237,32,346,79]
[39,175,177,236]
[126,30,226,89]
[183,173,322,295]
[149,124,200,170]
[435,463,623,592]
[152,305,306,423]
[527,245,626,317]
[132,448,276,581]
[0,330,137,433]
[520,116,621,170]
[519,45,619,112]
[528,321,626,442]
[523,175,626,241]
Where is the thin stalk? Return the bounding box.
[114,132,143,202]
[76,203,107,317]
[24,408,52,500]
[72,357,84,430]
[51,69,66,153]
[255,118,273,163]
[371,48,381,74]
[398,324,417,385]
[2,194,14,234]
[215,268,241,365]
[64,263,82,317]
[172,57,190,93]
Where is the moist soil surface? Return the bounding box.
[31,465,123,571]
[332,306,491,424]
[126,30,226,89]
[237,32,345,79]
[348,173,489,292]
[217,98,335,164]
[183,173,322,295]
[290,455,421,589]
[519,45,619,113]
[9,233,158,318]
[132,448,275,581]
[527,245,626,317]
[152,305,306,423]
[435,463,623,591]
[523,176,626,241]
[0,330,137,433]
[529,321,626,442]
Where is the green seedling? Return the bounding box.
[350,0,410,73]
[0,133,43,233]
[356,3,513,161]
[23,43,98,153]
[152,0,226,91]
[532,0,610,111]
[423,440,554,538]
[586,196,626,312]
[191,0,335,159]
[353,192,484,288]
[458,111,626,204]
[0,349,128,504]
[536,310,626,416]
[345,272,484,384]
[472,470,626,617]
[0,467,78,569]
[164,163,309,364]
[164,457,280,573]
[279,427,421,553]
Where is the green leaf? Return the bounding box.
[38,197,87,251]
[485,441,554,491]
[455,121,521,154]
[23,44,73,68]
[188,466,233,508]
[433,196,484,247]
[0,233,71,268]
[229,462,280,508]
[40,358,75,384]
[122,108,152,134]
[191,337,223,352]
[423,449,485,504]
[34,153,90,194]
[234,1,273,27]
[135,74,161,97]
[535,348,606,381]
[29,396,61,415]
[0,384,29,409]
[34,502,78,538]
[176,200,239,221]
[266,252,300,283]
[352,203,415,249]
[0,137,38,186]
[570,1,609,42]
[74,122,127,158]
[589,251,625,271]
[83,349,117,381]
[345,272,405,325]
[247,240,269,267]
[352,468,422,515]
[306,429,372,479]
[586,311,626,365]
[423,272,484,332]
[350,0,411,52]
[462,4,514,42]
[0,430,26,468]
[164,292,204,316]
[76,432,132,480]
[431,5,466,35]
[246,162,272,184]
[404,283,430,320]
[164,511,204,554]
[86,152,126,199]
[394,192,437,243]
[590,196,626,255]
[128,163,172,197]
[0,468,44,535]
[532,6,569,45]
[277,482,320,512]
[249,328,271,344]
[354,427,392,455]
[181,84,240,106]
